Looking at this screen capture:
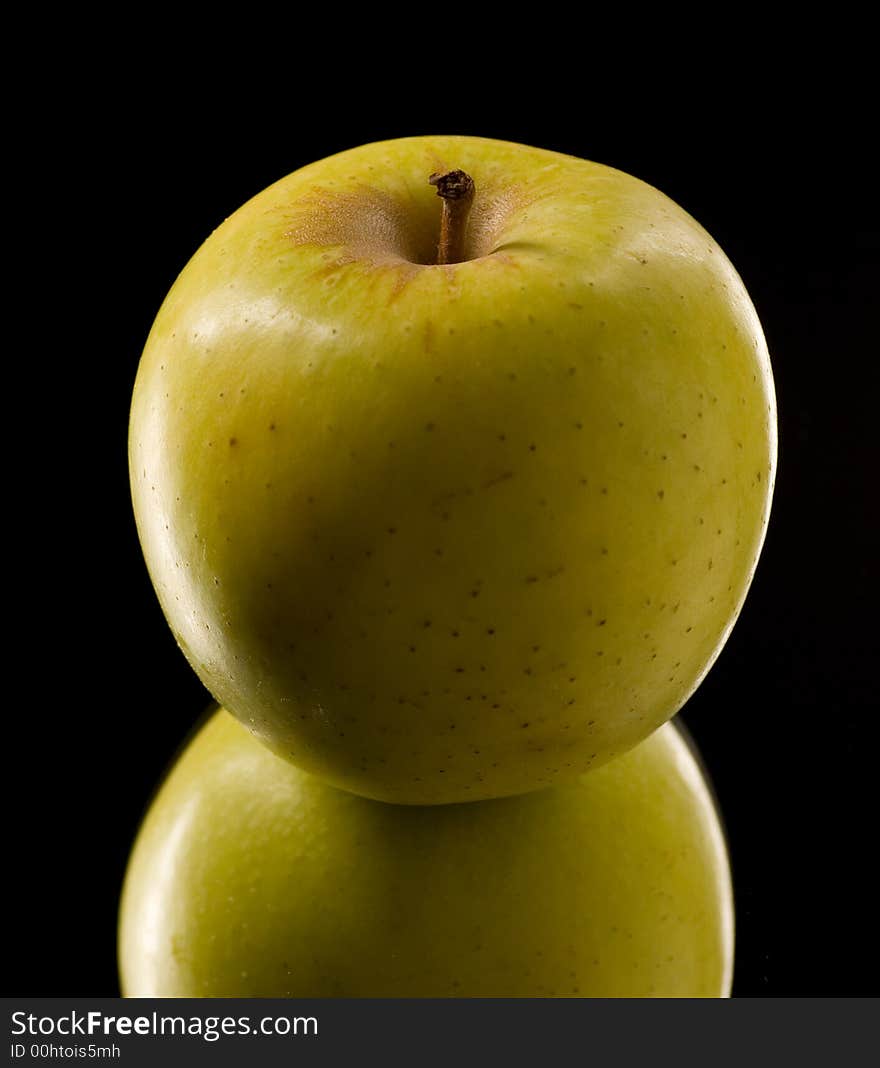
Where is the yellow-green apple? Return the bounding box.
[129,135,776,804]
[118,709,733,997]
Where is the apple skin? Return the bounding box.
[130,135,776,804]
[118,710,733,997]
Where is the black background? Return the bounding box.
[11,64,877,998]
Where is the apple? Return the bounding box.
[118,709,733,997]
[129,135,776,804]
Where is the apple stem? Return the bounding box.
[429,170,475,265]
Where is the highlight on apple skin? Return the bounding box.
[129,135,777,804]
[118,709,734,998]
